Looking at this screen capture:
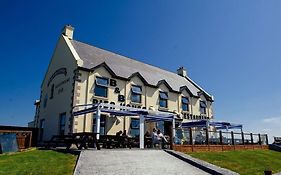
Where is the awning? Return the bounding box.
[73,103,175,121]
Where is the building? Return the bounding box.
[33,25,214,141]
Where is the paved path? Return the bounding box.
[74,149,210,175]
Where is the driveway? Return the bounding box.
[74,149,210,175]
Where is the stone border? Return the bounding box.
[164,150,239,175]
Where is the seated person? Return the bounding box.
[153,129,168,149]
[151,128,158,146]
[144,131,152,148]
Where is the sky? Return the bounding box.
[0,0,281,143]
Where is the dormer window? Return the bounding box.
[159,91,168,108]
[94,77,109,98]
[200,101,207,114]
[182,97,189,111]
[131,85,142,103]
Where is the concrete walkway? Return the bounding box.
[74,149,210,175]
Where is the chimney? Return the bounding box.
[177,66,187,77]
[62,25,74,39]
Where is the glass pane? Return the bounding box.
[200,107,206,114]
[94,86,107,97]
[131,119,139,129]
[60,114,66,125]
[182,104,189,111]
[159,99,167,108]
[182,97,189,104]
[132,86,142,94]
[159,92,168,99]
[200,101,207,107]
[131,94,141,103]
[96,77,108,86]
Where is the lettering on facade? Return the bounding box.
[55,78,70,89]
[114,87,120,93]
[93,99,146,110]
[47,68,67,87]
[118,95,125,102]
[110,79,117,86]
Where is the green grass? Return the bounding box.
[0,149,77,175]
[189,150,281,175]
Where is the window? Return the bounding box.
[93,114,106,135]
[200,101,207,114]
[94,77,109,97]
[159,91,168,108]
[43,94,48,108]
[39,119,45,141]
[50,84,54,99]
[182,97,189,111]
[59,113,66,135]
[131,85,142,103]
[130,118,139,137]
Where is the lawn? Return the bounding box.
[189,150,281,175]
[0,149,77,175]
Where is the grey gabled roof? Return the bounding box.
[70,40,212,99]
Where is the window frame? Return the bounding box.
[131,85,142,103]
[94,76,109,98]
[159,91,168,108]
[200,101,207,114]
[182,96,189,112]
[59,113,66,135]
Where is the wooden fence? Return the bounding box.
[0,126,38,150]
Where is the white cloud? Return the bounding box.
[262,116,281,125]
[262,128,272,132]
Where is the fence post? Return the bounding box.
[29,132,33,148]
[258,134,261,145]
[250,133,253,145]
[206,128,209,145]
[219,130,223,145]
[231,131,235,145]
[189,127,193,145]
[241,132,245,145]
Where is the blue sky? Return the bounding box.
[0,1,281,142]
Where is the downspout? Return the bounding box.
[83,71,90,132]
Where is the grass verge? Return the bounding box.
[0,149,77,175]
[189,149,281,175]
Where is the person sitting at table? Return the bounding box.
[151,128,157,147]
[144,131,152,148]
[115,130,123,148]
[156,129,168,149]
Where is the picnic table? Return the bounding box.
[45,132,100,150]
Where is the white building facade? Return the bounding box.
[33,25,214,141]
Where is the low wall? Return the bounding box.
[173,144,269,152]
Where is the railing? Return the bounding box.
[174,128,268,146]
